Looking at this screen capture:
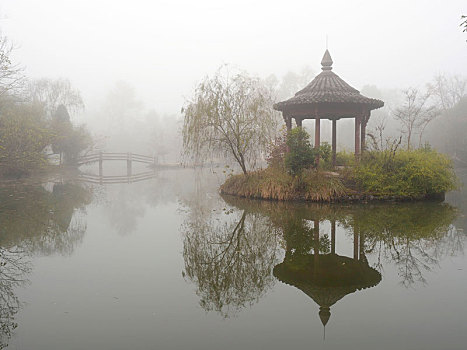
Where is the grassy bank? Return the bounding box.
[221,148,459,202]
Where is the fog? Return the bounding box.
[1,0,466,160]
[1,3,467,347]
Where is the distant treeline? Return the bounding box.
[0,34,92,178]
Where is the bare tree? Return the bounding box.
[367,114,388,151]
[0,34,24,100]
[278,67,315,101]
[427,74,467,111]
[263,66,315,102]
[27,78,84,118]
[182,66,279,174]
[393,88,439,150]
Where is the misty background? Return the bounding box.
[1,0,466,163]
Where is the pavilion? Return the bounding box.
[273,50,384,165]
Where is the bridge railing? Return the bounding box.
[78,152,155,166]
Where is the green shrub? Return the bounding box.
[284,128,318,175]
[319,142,331,163]
[352,149,458,198]
[335,150,354,167]
[316,142,333,170]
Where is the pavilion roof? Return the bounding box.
[273,50,384,113]
[273,254,382,302]
[273,253,381,325]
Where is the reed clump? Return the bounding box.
[220,166,347,202]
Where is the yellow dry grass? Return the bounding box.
[220,167,347,202]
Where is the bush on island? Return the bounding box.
[283,128,331,175]
[352,147,458,198]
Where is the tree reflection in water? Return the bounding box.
[0,247,30,350]
[340,203,461,287]
[0,182,93,255]
[0,181,93,348]
[181,203,281,318]
[183,194,465,323]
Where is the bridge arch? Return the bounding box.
[78,152,156,178]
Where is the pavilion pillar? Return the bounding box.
[284,114,292,131]
[355,116,361,158]
[315,118,321,165]
[359,232,365,262]
[314,220,320,270]
[361,116,367,153]
[331,219,336,254]
[295,118,302,127]
[353,230,359,260]
[332,119,337,167]
[315,118,321,148]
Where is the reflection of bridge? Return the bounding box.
[77,152,158,184]
[77,152,182,184]
[78,170,156,184]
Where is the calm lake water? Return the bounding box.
[1,167,466,350]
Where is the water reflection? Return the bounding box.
[0,181,93,348]
[274,216,382,329]
[0,182,93,256]
[182,209,281,318]
[0,247,29,350]
[343,203,461,287]
[183,194,464,326]
[0,169,465,348]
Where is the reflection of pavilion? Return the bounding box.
[221,195,459,327]
[273,220,381,329]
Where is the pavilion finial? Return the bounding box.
[321,50,333,71]
[319,306,331,326]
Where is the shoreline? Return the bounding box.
[220,187,446,203]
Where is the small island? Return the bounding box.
[220,139,457,202]
[182,50,458,202]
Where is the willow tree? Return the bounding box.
[182,67,278,174]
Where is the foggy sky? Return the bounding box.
[1,0,466,116]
